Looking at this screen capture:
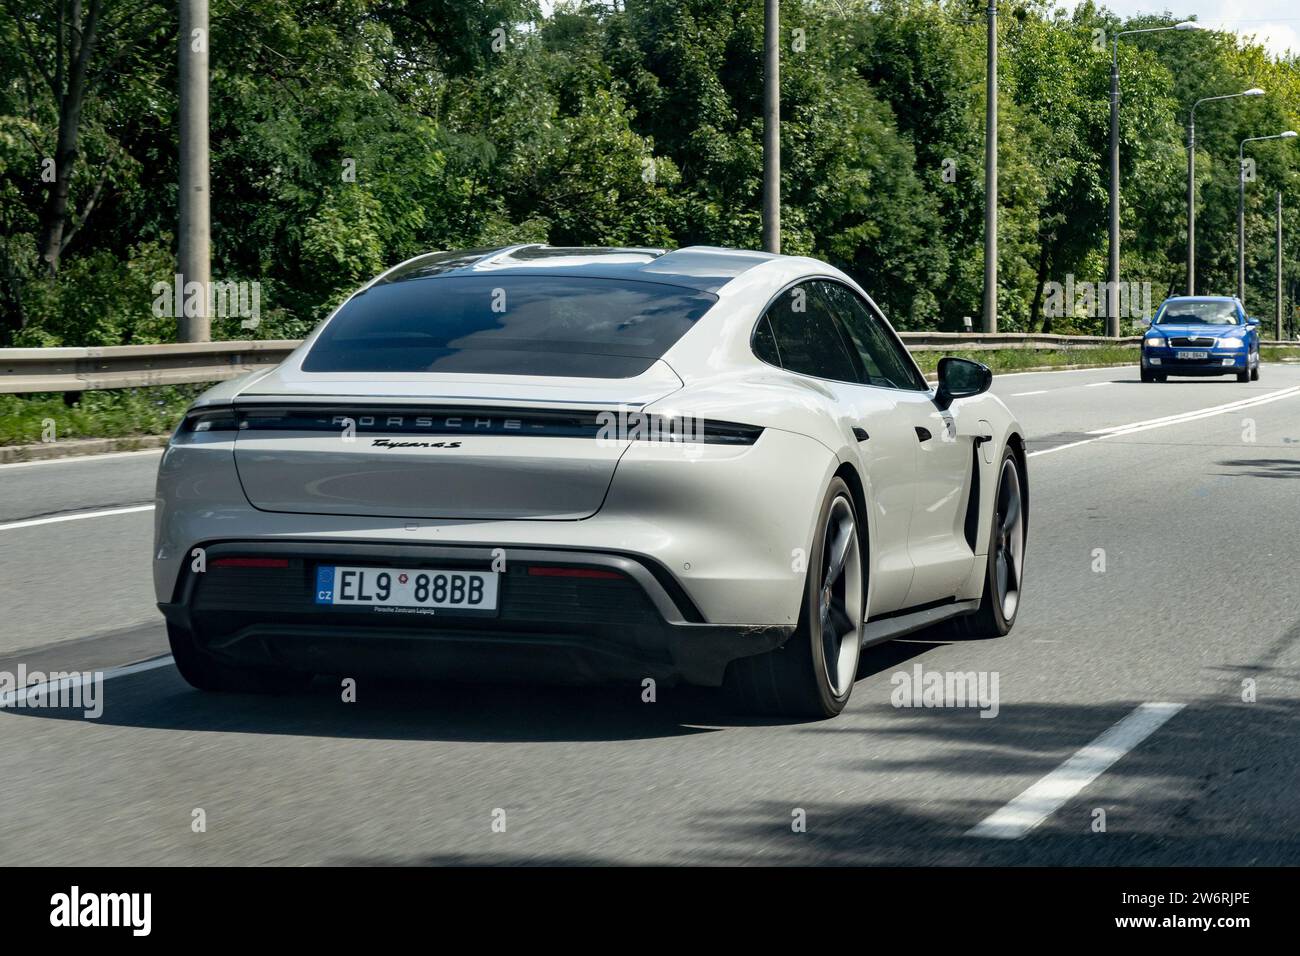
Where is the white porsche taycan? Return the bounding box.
[155,245,1027,717]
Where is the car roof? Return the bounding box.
[1160,296,1239,304]
[373,244,782,293]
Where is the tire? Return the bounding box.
[167,623,312,694]
[945,448,1026,640]
[1140,369,1154,383]
[1251,364,1260,381]
[1155,375,1167,382]
[724,477,864,718]
[1237,370,1250,383]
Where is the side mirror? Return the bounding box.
[935,356,992,410]
[1246,316,1260,327]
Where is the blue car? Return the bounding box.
[1140,296,1260,383]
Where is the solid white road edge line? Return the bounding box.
[0,656,174,708]
[0,448,166,470]
[1029,384,1300,458]
[1011,390,1049,397]
[966,702,1185,840]
[0,504,155,533]
[1087,384,1300,435]
[1026,439,1094,459]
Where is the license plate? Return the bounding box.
[315,565,498,614]
[1176,350,1208,360]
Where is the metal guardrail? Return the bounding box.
[0,340,299,394]
[1,334,1298,393]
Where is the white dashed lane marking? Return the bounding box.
[967,703,1185,839]
[0,504,155,533]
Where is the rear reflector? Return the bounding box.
[211,557,290,569]
[527,566,622,580]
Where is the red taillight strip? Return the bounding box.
[526,566,622,580]
[211,557,290,569]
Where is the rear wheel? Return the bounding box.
[946,449,1025,639]
[725,478,863,718]
[167,623,312,694]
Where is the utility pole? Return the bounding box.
[762,0,780,254]
[178,0,210,342]
[1186,114,1195,295]
[1277,190,1284,341]
[982,3,997,333]
[1238,153,1246,304]
[1107,36,1121,336]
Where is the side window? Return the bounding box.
[752,314,782,367]
[761,282,861,383]
[816,281,927,391]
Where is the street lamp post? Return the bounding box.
[178,0,210,343]
[983,2,998,333]
[1187,89,1264,295]
[1277,190,1284,341]
[1238,130,1297,307]
[1110,21,1201,335]
[762,0,779,254]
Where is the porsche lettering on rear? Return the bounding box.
[331,415,530,431]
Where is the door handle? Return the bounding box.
[914,426,932,442]
[853,427,870,442]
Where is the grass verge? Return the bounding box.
[910,346,1139,375]
[0,384,203,446]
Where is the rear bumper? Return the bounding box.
[154,427,836,628]
[161,540,794,687]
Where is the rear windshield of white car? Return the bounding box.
[1155,300,1240,325]
[302,275,718,378]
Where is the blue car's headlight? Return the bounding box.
[1143,336,1165,349]
[1216,335,1246,348]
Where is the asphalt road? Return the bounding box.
[2,363,1299,865]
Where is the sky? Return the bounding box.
[1056,1,1300,58]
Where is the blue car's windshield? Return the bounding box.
[1155,300,1240,326]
